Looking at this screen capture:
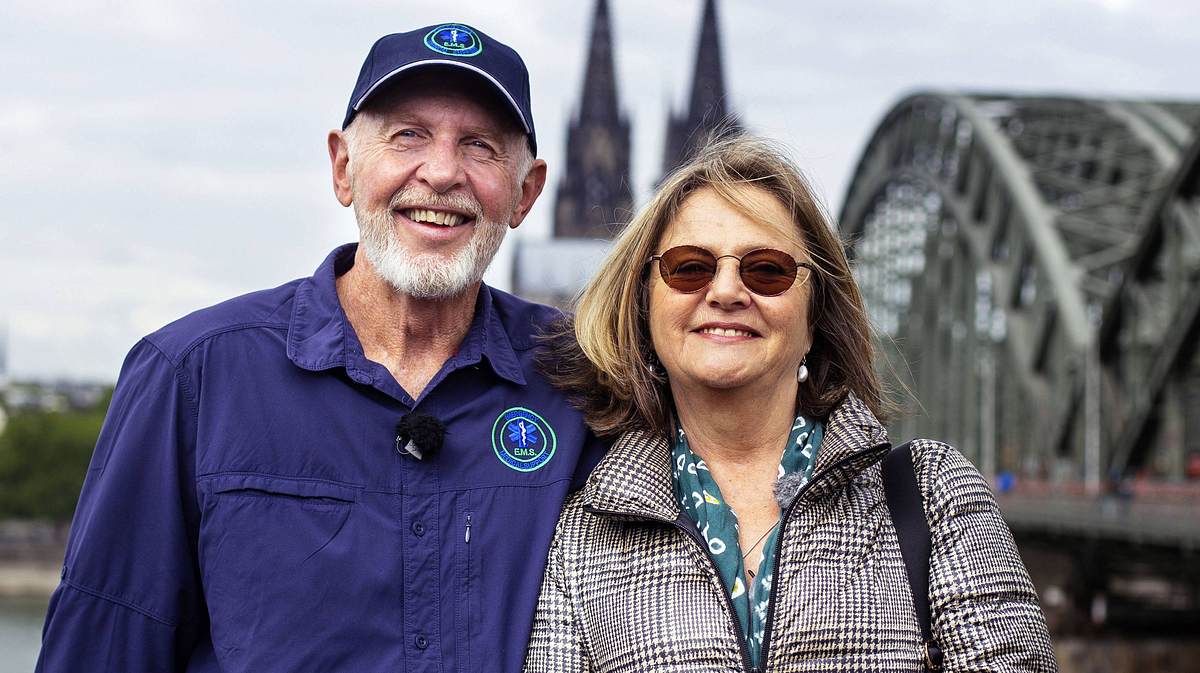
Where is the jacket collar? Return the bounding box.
[582,394,890,521]
[285,243,525,386]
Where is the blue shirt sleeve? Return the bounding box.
[37,338,206,672]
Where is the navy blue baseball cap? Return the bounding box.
[343,23,537,154]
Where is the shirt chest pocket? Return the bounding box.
[197,474,361,662]
[198,473,358,563]
[204,473,357,507]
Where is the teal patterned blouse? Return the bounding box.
[671,412,824,667]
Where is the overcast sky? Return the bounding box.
[1,0,1198,382]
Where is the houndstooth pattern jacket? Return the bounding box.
[524,395,1057,672]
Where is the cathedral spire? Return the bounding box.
[661,0,740,178]
[687,0,728,124]
[577,0,620,125]
[551,0,633,239]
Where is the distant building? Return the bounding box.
[513,0,634,307]
[3,380,108,414]
[661,0,742,179]
[510,238,612,308]
[552,0,633,240]
[512,0,737,308]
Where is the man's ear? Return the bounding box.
[509,158,548,229]
[328,130,353,207]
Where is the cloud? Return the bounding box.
[1,0,1198,381]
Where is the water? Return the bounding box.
[0,596,46,672]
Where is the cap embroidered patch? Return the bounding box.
[492,407,556,472]
[423,24,483,57]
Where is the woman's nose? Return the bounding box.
[705,258,751,308]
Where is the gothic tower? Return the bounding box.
[661,0,741,179]
[552,0,634,239]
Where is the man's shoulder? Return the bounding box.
[143,278,305,363]
[486,285,568,351]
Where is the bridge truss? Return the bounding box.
[840,93,1200,492]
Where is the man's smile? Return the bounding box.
[401,207,473,227]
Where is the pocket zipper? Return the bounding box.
[464,513,473,544]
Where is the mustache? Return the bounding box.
[388,186,482,219]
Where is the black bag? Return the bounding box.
[882,441,944,672]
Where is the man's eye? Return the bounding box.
[388,128,424,142]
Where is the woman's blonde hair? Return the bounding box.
[544,133,889,437]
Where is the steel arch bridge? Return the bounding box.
[840,93,1200,504]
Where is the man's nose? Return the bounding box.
[415,138,466,193]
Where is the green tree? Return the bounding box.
[0,392,111,521]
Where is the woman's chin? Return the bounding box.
[674,367,761,393]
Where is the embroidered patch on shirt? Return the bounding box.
[492,407,557,472]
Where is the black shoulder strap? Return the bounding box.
[882,441,943,672]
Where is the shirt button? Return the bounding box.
[411,522,426,536]
[414,634,429,650]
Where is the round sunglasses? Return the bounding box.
[648,245,817,296]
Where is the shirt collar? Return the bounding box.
[286,243,526,386]
[450,279,526,385]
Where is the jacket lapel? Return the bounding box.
[581,428,680,522]
[799,394,892,502]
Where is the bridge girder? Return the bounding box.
[840,92,1200,484]
[1099,133,1200,477]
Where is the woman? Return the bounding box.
[525,135,1055,672]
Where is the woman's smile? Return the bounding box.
[693,322,760,340]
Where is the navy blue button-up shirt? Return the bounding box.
[37,244,607,673]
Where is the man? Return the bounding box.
[37,23,605,673]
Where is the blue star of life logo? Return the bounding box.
[507,418,540,449]
[423,24,483,57]
[492,407,557,472]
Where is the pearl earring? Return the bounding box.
[796,357,809,383]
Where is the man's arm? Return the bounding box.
[37,338,206,673]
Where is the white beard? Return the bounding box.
[354,187,510,300]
